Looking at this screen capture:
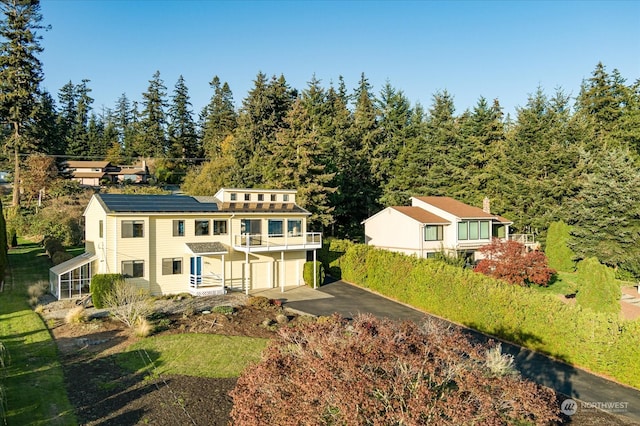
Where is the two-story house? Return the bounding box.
[363,196,513,262]
[49,188,322,300]
[61,160,149,186]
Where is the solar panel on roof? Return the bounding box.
[98,193,219,213]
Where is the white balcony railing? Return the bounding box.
[232,232,322,252]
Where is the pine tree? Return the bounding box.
[168,75,199,167]
[0,0,47,206]
[200,75,237,159]
[136,70,167,157]
[568,148,640,277]
[27,90,60,154]
[66,79,93,157]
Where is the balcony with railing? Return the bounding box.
[509,234,539,250]
[232,232,322,253]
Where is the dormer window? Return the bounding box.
[258,194,264,201]
[244,193,251,201]
[283,194,289,202]
[230,193,237,201]
[270,194,277,202]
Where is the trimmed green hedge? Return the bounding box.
[91,274,124,309]
[319,238,354,278]
[303,261,325,288]
[546,221,576,272]
[340,244,640,389]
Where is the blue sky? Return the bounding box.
[39,0,639,118]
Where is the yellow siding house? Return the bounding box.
[49,188,322,300]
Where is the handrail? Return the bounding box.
[232,232,322,249]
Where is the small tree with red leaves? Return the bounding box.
[230,314,560,425]
[474,239,555,286]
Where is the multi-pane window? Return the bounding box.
[195,220,210,236]
[230,193,237,201]
[287,219,302,236]
[244,193,251,201]
[162,258,182,275]
[122,220,144,238]
[458,221,491,240]
[268,219,283,236]
[173,220,185,237]
[213,220,228,235]
[270,194,277,201]
[122,260,144,277]
[258,194,264,201]
[283,194,290,202]
[424,225,443,241]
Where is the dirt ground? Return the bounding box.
[40,292,638,426]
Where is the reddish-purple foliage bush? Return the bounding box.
[230,314,560,425]
[474,239,556,286]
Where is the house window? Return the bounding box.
[122,220,144,238]
[173,220,185,237]
[213,220,228,235]
[480,221,490,239]
[288,219,302,237]
[99,220,103,238]
[469,221,479,240]
[162,258,182,275]
[122,260,144,278]
[258,194,264,201]
[195,220,210,236]
[283,194,289,202]
[241,219,261,235]
[244,193,251,201]
[230,193,237,201]
[268,219,283,237]
[270,194,277,202]
[426,252,437,259]
[424,225,443,241]
[458,222,468,240]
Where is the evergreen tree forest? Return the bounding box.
[1,3,639,276]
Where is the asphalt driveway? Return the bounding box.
[260,280,640,423]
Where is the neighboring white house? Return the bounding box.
[363,196,515,262]
[49,188,322,300]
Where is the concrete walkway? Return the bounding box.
[253,280,640,423]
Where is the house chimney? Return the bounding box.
[483,197,490,214]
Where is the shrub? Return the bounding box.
[318,238,354,278]
[474,239,555,286]
[230,314,560,425]
[102,280,153,328]
[246,296,273,309]
[65,306,87,324]
[546,221,576,272]
[134,318,153,337]
[303,261,324,288]
[576,257,620,314]
[90,274,125,309]
[51,251,73,265]
[27,281,48,298]
[212,305,235,315]
[43,237,64,258]
[484,343,517,377]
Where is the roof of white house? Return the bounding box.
[391,206,450,224]
[414,196,511,223]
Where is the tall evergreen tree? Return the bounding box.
[266,98,335,230]
[27,90,60,154]
[0,0,47,206]
[200,75,237,159]
[66,79,93,157]
[136,70,167,157]
[168,75,199,164]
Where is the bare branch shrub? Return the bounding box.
[230,314,560,425]
[102,279,153,328]
[485,342,518,377]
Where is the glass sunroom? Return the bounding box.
[49,252,97,300]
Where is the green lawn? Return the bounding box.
[0,243,77,425]
[117,334,269,378]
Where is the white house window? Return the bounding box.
[213,220,228,235]
[268,219,283,237]
[122,260,144,278]
[195,220,210,236]
[230,193,237,201]
[173,220,185,237]
[287,219,301,237]
[244,193,251,201]
[283,194,290,202]
[258,194,264,201]
[458,220,491,240]
[122,220,144,238]
[480,221,490,239]
[270,194,277,202]
[99,220,103,238]
[424,225,443,241]
[162,258,182,275]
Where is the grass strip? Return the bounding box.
[117,333,269,378]
[0,242,77,425]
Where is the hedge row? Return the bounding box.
[303,261,324,288]
[340,244,640,389]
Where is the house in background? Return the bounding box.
[363,196,519,263]
[49,188,322,300]
[61,160,149,186]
